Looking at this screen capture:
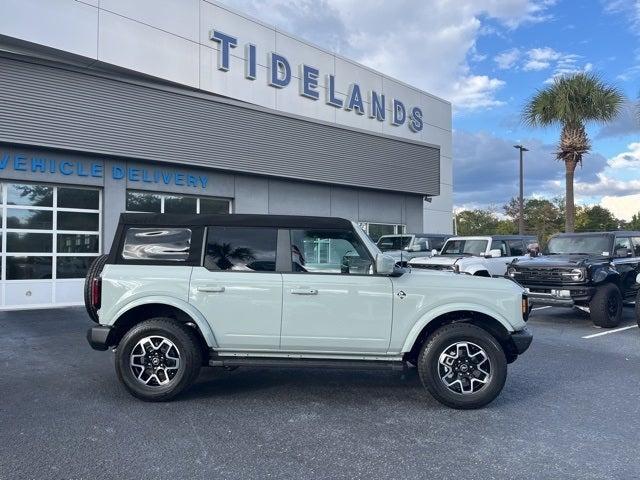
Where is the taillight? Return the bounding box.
[91,277,102,309]
[522,294,530,322]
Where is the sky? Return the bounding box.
[217,0,640,219]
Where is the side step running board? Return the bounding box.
[209,357,405,371]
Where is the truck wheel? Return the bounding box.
[590,284,622,328]
[417,323,507,409]
[84,255,109,323]
[115,318,203,401]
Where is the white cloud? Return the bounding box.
[602,194,640,220]
[494,48,521,69]
[607,142,640,169]
[523,46,562,70]
[602,0,640,32]
[216,0,555,110]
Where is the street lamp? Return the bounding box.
[513,144,529,235]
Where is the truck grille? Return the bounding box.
[515,267,572,284]
[411,264,451,271]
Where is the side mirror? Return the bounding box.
[375,253,396,275]
[488,249,502,258]
[431,249,438,256]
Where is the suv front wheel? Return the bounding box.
[115,318,203,401]
[590,283,622,328]
[417,323,507,409]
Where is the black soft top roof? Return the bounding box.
[118,213,354,230]
[552,231,640,238]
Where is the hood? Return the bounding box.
[513,254,602,268]
[410,255,460,266]
[407,268,524,292]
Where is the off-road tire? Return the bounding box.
[115,318,203,402]
[84,255,109,323]
[590,283,623,328]
[417,323,507,409]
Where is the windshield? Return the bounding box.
[376,235,411,252]
[441,239,488,256]
[425,237,446,251]
[546,235,612,255]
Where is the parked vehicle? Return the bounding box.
[376,233,449,267]
[409,235,538,277]
[86,213,532,409]
[508,231,640,328]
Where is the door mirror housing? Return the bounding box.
[375,253,396,275]
[431,249,438,256]
[487,249,502,258]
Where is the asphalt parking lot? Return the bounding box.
[1,307,638,480]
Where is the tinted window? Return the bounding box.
[547,235,612,255]
[442,239,488,256]
[123,228,192,261]
[204,227,277,271]
[632,238,640,257]
[58,211,99,231]
[164,195,197,214]
[57,256,98,278]
[6,233,52,253]
[6,256,52,280]
[613,237,632,257]
[7,183,53,206]
[200,198,230,214]
[126,191,161,213]
[57,187,99,209]
[57,234,99,253]
[376,236,411,251]
[291,229,372,274]
[507,240,525,256]
[6,209,53,229]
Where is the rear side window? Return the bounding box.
[507,240,525,256]
[632,238,640,257]
[122,228,192,261]
[204,226,278,272]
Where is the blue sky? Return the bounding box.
[218,0,639,218]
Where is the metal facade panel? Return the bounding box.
[0,56,440,195]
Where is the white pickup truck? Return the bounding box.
[410,235,538,277]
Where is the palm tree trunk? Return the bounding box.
[565,159,578,233]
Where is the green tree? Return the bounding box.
[575,205,619,232]
[504,197,564,246]
[455,209,498,236]
[522,73,624,233]
[628,212,640,230]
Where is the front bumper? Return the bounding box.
[509,328,533,354]
[524,285,595,307]
[87,325,115,351]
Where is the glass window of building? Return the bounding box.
[359,222,406,242]
[1,182,101,281]
[126,190,230,215]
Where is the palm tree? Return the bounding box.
[522,73,624,232]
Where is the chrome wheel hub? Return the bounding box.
[130,336,180,387]
[438,341,491,395]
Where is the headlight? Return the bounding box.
[507,266,517,278]
[569,268,585,281]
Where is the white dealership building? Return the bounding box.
[0,0,453,309]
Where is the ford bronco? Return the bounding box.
[86,214,532,409]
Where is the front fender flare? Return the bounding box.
[111,296,217,348]
[400,303,515,353]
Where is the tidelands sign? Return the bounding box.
[210,29,424,134]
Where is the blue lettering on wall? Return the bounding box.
[392,99,406,126]
[409,106,424,132]
[299,64,320,100]
[345,83,365,115]
[210,30,238,72]
[245,43,257,80]
[268,52,291,88]
[0,151,211,190]
[325,75,343,108]
[369,91,386,122]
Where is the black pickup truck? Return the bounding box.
[507,231,640,327]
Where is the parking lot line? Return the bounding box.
[582,325,638,339]
[532,306,552,311]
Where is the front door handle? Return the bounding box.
[290,288,318,295]
[197,286,225,293]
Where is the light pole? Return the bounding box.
[513,144,529,235]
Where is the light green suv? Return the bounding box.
[86,213,532,409]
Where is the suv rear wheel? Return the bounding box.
[115,318,203,401]
[590,283,622,328]
[417,323,507,409]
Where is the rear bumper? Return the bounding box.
[509,328,533,354]
[87,326,115,351]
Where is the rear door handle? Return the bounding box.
[290,288,318,295]
[197,286,225,293]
